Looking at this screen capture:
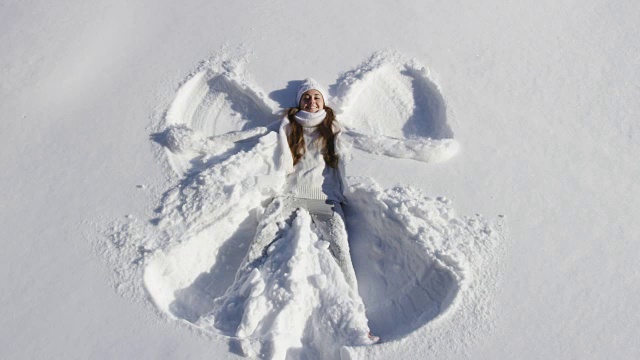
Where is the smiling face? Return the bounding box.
[299,90,324,113]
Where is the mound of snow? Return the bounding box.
[197,208,374,359]
[333,51,453,141]
[96,51,502,360]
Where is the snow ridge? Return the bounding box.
[197,208,374,359]
[98,50,502,360]
[332,51,453,140]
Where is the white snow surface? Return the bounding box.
[2,0,639,359]
[126,52,495,359]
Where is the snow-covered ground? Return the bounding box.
[2,0,639,359]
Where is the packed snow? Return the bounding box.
[3,0,639,359]
[97,51,502,359]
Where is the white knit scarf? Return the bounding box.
[294,109,326,128]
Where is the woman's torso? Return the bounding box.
[284,125,345,202]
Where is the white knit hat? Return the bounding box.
[296,78,328,107]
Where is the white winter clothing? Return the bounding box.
[295,78,328,106]
[242,197,358,291]
[294,109,326,127]
[242,109,358,290]
[278,113,348,202]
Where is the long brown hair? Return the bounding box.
[286,106,340,168]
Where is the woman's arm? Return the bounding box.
[341,128,459,163]
[162,121,281,156]
[207,120,281,143]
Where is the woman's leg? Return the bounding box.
[240,197,297,269]
[309,201,359,291]
[241,197,358,291]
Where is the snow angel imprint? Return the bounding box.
[143,52,485,360]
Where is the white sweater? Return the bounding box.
[279,116,347,202]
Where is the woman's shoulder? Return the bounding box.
[332,119,343,134]
[278,113,291,136]
[279,111,292,124]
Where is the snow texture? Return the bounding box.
[5,1,639,359]
[97,51,502,359]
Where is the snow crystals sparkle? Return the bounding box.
[101,51,503,360]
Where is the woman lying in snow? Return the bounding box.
[247,80,357,287]
[197,79,380,347]
[246,79,378,340]
[165,78,461,357]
